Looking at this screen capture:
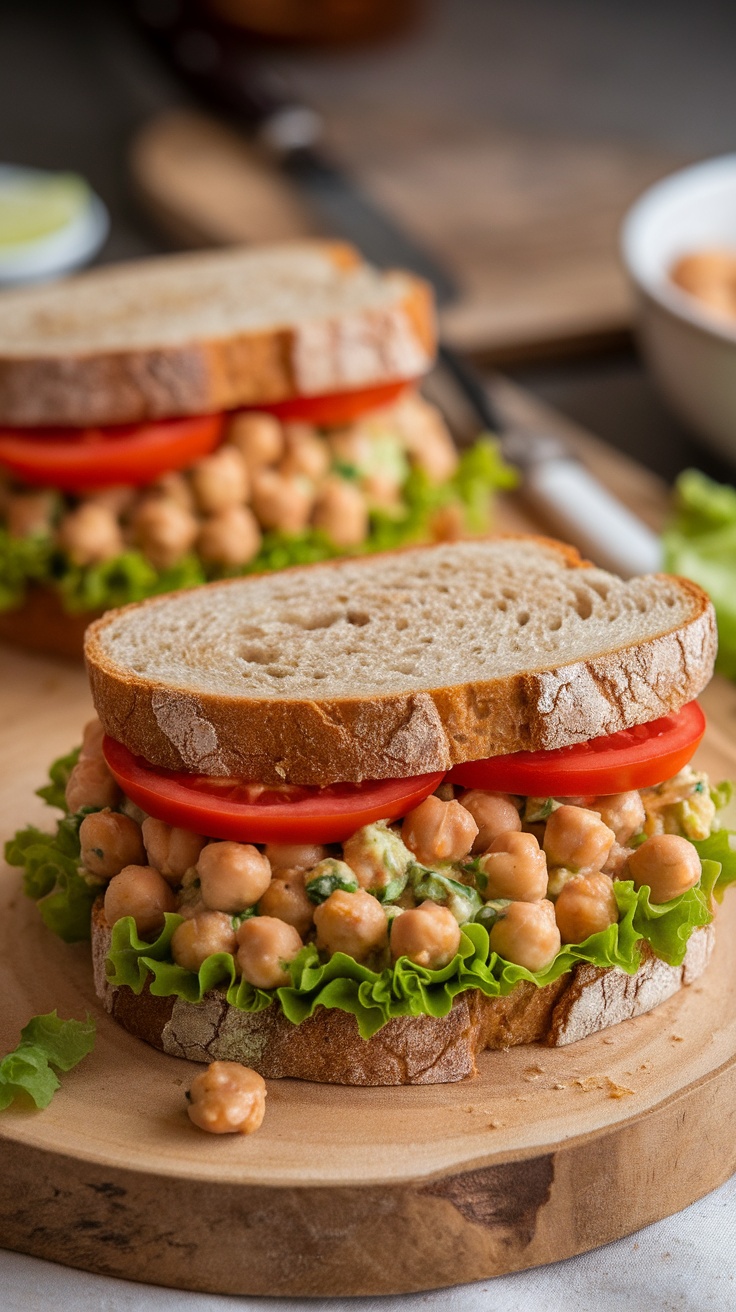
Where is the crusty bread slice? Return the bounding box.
[90,900,714,1086]
[0,241,434,427]
[85,536,716,786]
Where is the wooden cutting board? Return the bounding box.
[1,382,735,1297]
[130,108,682,360]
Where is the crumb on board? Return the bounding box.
[671,1034,685,1042]
[487,1120,505,1130]
[523,1064,545,1081]
[553,1075,635,1099]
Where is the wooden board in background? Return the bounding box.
[1,385,735,1296]
[130,108,682,360]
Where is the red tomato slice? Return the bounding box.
[102,736,444,844]
[0,414,224,492]
[249,379,413,427]
[448,702,706,796]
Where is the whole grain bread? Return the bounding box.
[85,537,716,786]
[0,241,434,427]
[90,900,714,1085]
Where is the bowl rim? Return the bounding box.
[621,152,736,347]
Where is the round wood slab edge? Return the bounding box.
[1,868,735,1295]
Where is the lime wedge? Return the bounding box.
[0,172,91,248]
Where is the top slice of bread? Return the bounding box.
[0,241,434,427]
[85,536,717,786]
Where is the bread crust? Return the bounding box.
[84,539,717,786]
[91,901,714,1085]
[0,243,435,427]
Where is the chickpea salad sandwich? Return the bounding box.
[0,240,513,657]
[8,537,736,1086]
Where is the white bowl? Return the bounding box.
[622,154,736,462]
[0,165,109,287]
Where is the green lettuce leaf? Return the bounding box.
[35,745,81,811]
[5,811,101,942]
[0,437,517,615]
[105,868,718,1040]
[0,1011,95,1110]
[663,470,736,679]
[0,527,54,610]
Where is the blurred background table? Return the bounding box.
[3,0,736,486]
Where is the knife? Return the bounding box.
[134,0,663,577]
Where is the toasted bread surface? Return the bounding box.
[0,241,434,426]
[90,901,714,1085]
[85,537,717,786]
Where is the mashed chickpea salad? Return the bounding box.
[8,722,736,1039]
[0,392,513,618]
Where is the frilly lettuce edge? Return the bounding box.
[106,854,725,1040]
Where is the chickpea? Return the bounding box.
[460,790,521,854]
[402,796,478,866]
[197,842,272,913]
[591,792,646,845]
[392,394,459,482]
[6,490,56,538]
[190,445,249,514]
[146,470,196,513]
[625,833,702,903]
[430,502,465,543]
[251,468,314,534]
[543,805,615,875]
[103,864,177,937]
[554,873,618,944]
[258,869,314,937]
[57,503,124,565]
[226,411,284,470]
[86,486,136,518]
[235,915,303,989]
[197,505,261,567]
[187,1061,266,1135]
[489,899,561,972]
[479,830,548,901]
[80,809,145,880]
[132,499,199,571]
[142,817,206,884]
[313,888,388,963]
[281,423,330,482]
[265,842,329,874]
[65,755,121,814]
[81,717,105,759]
[311,477,368,548]
[390,900,461,969]
[361,469,403,508]
[171,910,236,972]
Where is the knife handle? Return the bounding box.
[523,457,663,578]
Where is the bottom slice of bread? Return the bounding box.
[91,902,714,1086]
[0,588,94,659]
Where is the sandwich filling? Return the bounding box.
[9,710,736,1038]
[0,385,514,616]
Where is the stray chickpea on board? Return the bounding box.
[187,1061,267,1136]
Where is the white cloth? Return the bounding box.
[2,1173,735,1312]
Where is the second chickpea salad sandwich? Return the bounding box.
[0,240,513,657]
[8,536,736,1086]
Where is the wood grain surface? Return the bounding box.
[1,384,735,1296]
[129,108,681,360]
